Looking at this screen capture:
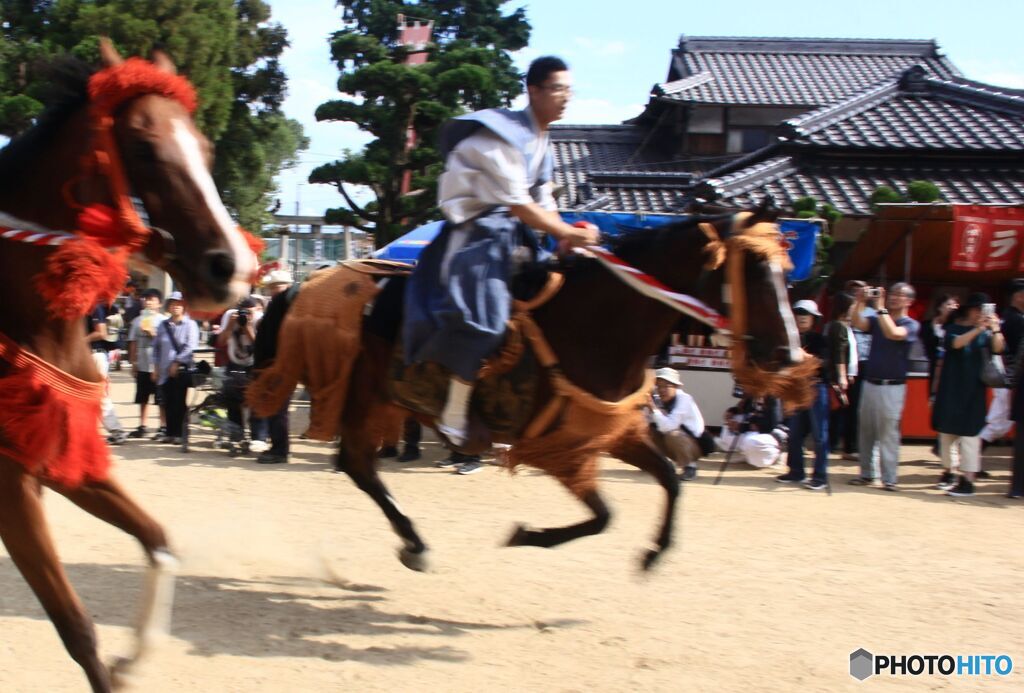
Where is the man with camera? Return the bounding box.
[849,282,920,491]
[645,367,708,481]
[715,396,787,469]
[217,297,267,452]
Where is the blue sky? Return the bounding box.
[267,0,1024,218]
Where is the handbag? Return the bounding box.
[981,343,1009,388]
[828,383,849,410]
[161,320,201,387]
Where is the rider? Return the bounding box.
[403,56,600,446]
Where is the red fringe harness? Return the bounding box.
[0,333,110,487]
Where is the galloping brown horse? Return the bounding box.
[0,41,255,691]
[252,202,815,573]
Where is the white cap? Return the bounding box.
[654,367,682,386]
[167,290,184,302]
[793,299,821,317]
[263,269,294,287]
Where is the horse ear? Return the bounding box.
[747,195,780,225]
[150,48,178,75]
[98,37,124,67]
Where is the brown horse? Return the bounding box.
[252,202,815,573]
[0,41,255,691]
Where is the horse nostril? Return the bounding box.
[203,250,235,285]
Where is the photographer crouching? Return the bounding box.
[645,367,712,481]
[715,394,788,469]
[217,297,268,453]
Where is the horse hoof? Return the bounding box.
[640,548,663,571]
[506,524,530,547]
[108,656,135,689]
[398,547,429,572]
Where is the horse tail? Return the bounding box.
[247,265,384,441]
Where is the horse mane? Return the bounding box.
[0,57,95,190]
[606,213,732,266]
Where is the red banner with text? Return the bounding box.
[951,205,1024,272]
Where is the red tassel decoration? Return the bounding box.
[76,204,123,247]
[36,238,128,319]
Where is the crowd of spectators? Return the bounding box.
[93,272,1024,497]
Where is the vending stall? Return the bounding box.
[833,203,1024,437]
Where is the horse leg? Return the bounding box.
[0,459,112,692]
[608,436,680,571]
[506,455,612,549]
[336,435,430,572]
[50,475,176,682]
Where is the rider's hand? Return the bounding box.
[557,222,599,252]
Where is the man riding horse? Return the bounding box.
[403,55,599,447]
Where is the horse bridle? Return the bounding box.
[696,212,791,344]
[128,194,177,267]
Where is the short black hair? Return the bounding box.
[526,56,569,87]
[142,288,163,301]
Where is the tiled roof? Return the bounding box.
[551,124,721,208]
[782,67,1024,151]
[654,36,961,107]
[551,125,643,207]
[699,156,1024,215]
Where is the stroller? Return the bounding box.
[182,366,247,454]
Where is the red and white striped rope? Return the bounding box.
[1,228,77,246]
[0,212,78,247]
[581,245,730,332]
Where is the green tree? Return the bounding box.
[905,180,942,203]
[311,0,530,246]
[0,0,306,230]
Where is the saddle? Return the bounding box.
[249,258,567,451]
[388,314,542,445]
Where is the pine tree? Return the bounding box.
[311,0,530,246]
[0,0,307,230]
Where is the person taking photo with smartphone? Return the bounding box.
[933,293,1004,497]
[848,283,920,491]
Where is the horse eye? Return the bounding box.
[133,140,157,163]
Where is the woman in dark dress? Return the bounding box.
[932,293,1004,497]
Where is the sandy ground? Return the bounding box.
[1,371,1022,692]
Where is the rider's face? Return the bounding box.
[528,70,572,127]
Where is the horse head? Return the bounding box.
[697,198,817,409]
[92,39,257,311]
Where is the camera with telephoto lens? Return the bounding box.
[236,308,250,328]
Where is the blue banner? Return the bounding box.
[779,219,821,281]
[379,212,823,279]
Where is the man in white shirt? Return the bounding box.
[645,367,706,481]
[403,56,599,447]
